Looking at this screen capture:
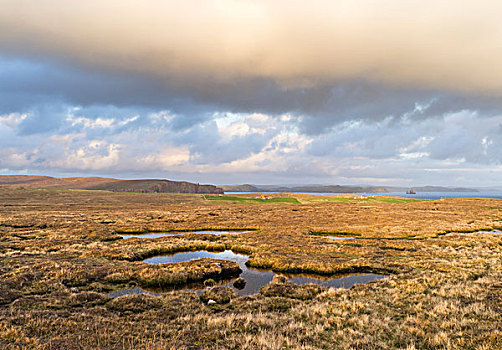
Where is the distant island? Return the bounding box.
[222,184,480,193]
[0,175,224,194]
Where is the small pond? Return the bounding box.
[119,231,250,239]
[142,250,385,296]
[324,236,356,240]
[108,287,160,298]
[448,229,502,236]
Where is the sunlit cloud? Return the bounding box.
[2,1,502,94]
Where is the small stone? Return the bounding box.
[207,299,217,305]
[233,277,246,289]
[272,275,288,284]
[200,286,237,304]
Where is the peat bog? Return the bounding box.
[142,249,386,296]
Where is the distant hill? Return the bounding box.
[220,184,260,192]
[386,186,479,193]
[222,184,388,193]
[0,175,54,185]
[0,175,223,194]
[222,184,481,194]
[0,175,121,189]
[413,186,479,193]
[88,179,223,194]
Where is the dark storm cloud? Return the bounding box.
[2,1,502,95]
[0,55,192,113]
[3,55,502,138]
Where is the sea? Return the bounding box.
[225,192,502,200]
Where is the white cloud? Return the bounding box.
[48,142,120,170]
[1,102,502,186]
[66,114,139,129]
[139,147,190,170]
[0,148,32,168]
[0,113,27,128]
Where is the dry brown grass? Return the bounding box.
[0,188,501,349]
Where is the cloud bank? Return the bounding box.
[2,103,502,186]
[2,1,502,94]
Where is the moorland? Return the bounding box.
[1,188,501,349]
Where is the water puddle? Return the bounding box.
[119,231,250,239]
[324,236,356,240]
[452,229,502,236]
[141,250,385,296]
[289,274,384,288]
[107,287,160,298]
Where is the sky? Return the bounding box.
[1,1,502,187]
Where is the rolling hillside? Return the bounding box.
[0,175,223,194]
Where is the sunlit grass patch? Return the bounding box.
[204,195,300,204]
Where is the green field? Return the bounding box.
[205,194,426,205]
[204,195,300,204]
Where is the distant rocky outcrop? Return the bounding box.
[88,179,224,194]
[0,175,224,194]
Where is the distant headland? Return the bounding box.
[0,175,224,194]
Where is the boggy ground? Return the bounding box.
[0,188,501,349]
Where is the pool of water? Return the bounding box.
[324,236,356,240]
[289,274,384,288]
[142,250,385,296]
[447,229,502,236]
[481,229,502,234]
[108,287,160,298]
[119,231,249,239]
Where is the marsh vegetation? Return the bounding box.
[0,188,501,349]
[141,249,385,296]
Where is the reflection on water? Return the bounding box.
[289,274,384,288]
[449,230,502,236]
[325,236,356,240]
[143,250,250,266]
[119,231,249,239]
[107,287,160,298]
[141,250,385,297]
